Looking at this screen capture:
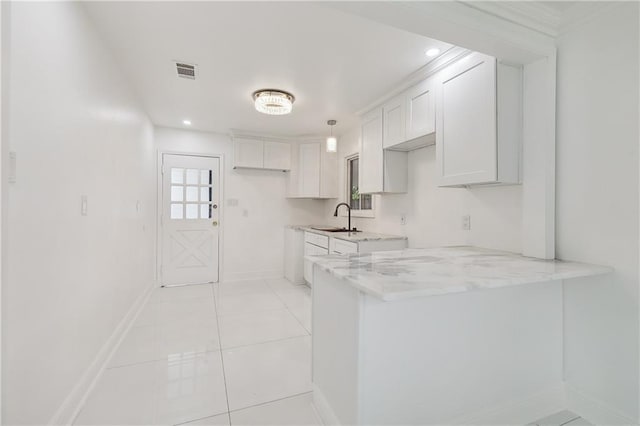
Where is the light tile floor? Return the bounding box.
[74,278,320,426]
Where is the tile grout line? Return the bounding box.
[268,283,312,335]
[211,283,233,426]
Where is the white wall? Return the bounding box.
[2,3,157,424]
[556,2,639,422]
[325,126,523,253]
[154,127,327,281]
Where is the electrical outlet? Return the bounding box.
[81,195,88,216]
[400,215,407,226]
[461,215,471,230]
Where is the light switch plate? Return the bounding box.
[8,152,16,183]
[81,195,88,216]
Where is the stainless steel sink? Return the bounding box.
[310,226,361,233]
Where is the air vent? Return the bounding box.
[176,62,196,79]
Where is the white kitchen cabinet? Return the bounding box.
[382,95,405,149]
[284,227,305,285]
[360,108,407,194]
[264,141,291,170]
[233,137,291,171]
[381,79,436,152]
[287,142,338,199]
[436,52,522,187]
[303,230,407,285]
[405,78,436,141]
[233,138,264,169]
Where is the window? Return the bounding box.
[347,155,372,212]
[170,167,214,220]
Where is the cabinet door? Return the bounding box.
[233,138,264,169]
[383,95,406,149]
[298,143,321,197]
[360,108,383,194]
[436,52,497,186]
[263,141,291,170]
[405,79,436,140]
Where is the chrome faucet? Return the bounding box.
[333,202,352,232]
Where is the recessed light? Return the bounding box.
[183,119,192,126]
[425,48,441,57]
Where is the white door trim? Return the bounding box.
[156,150,224,287]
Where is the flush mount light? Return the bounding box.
[425,48,441,57]
[326,120,337,153]
[252,89,295,115]
[183,119,192,126]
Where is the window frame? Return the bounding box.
[343,152,375,218]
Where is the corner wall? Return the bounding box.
[2,3,157,424]
[154,127,327,282]
[556,2,639,422]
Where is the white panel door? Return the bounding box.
[437,52,497,186]
[360,108,383,194]
[298,143,320,197]
[383,94,406,149]
[405,79,436,140]
[263,141,291,170]
[161,154,220,285]
[233,138,264,169]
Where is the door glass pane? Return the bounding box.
[171,186,183,202]
[171,168,184,184]
[170,204,183,219]
[200,169,211,185]
[185,186,198,202]
[186,169,199,185]
[200,204,210,219]
[185,204,198,219]
[200,187,211,202]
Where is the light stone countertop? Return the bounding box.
[305,246,612,301]
[287,225,407,243]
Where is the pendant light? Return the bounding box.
[326,120,337,153]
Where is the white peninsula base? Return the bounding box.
[308,247,611,425]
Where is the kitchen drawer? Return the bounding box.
[304,231,329,249]
[304,241,328,284]
[330,238,358,255]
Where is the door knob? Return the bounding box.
[212,221,218,227]
[212,204,218,209]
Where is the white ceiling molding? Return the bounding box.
[356,46,472,116]
[459,2,564,38]
[326,1,556,62]
[557,1,623,35]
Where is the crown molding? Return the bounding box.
[230,129,324,143]
[356,46,472,116]
[460,1,564,38]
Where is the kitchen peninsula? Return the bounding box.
[307,247,612,425]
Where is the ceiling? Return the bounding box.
[83,2,452,138]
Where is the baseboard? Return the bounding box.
[312,383,341,426]
[565,384,637,425]
[449,383,567,425]
[48,281,156,426]
[223,269,284,282]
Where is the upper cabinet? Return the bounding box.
[233,137,291,171]
[405,79,436,141]
[287,141,337,199]
[436,52,522,187]
[382,79,437,152]
[264,141,292,170]
[360,108,408,194]
[233,138,264,169]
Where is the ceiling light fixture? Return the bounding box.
[252,89,295,115]
[326,120,337,153]
[425,48,441,57]
[183,119,192,126]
